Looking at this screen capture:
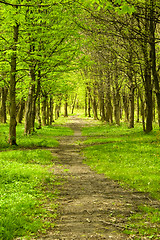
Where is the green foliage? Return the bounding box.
[79,0,135,13]
[115,3,135,15]
[0,0,84,114]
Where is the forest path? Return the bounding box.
[38,116,158,240]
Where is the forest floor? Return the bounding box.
[38,116,160,240]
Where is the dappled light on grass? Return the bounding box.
[82,122,160,239]
[0,123,74,149]
[0,149,57,240]
[0,122,74,240]
[83,123,160,199]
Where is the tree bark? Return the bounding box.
[136,92,140,123]
[113,87,120,126]
[149,0,160,127]
[47,98,50,125]
[9,24,19,145]
[24,65,38,134]
[42,93,47,126]
[1,87,8,123]
[129,85,135,128]
[139,89,146,132]
[142,2,153,132]
[105,75,113,123]
[87,87,91,118]
[92,88,98,120]
[122,90,129,122]
[98,85,105,121]
[55,104,60,120]
[64,95,68,117]
[85,89,87,117]
[24,83,35,135]
[49,97,54,125]
[36,96,41,129]
[17,98,25,123]
[71,94,77,114]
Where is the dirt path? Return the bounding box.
[39,116,160,240]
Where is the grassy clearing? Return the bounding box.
[0,149,56,240]
[0,122,73,150]
[0,120,73,240]
[82,122,160,239]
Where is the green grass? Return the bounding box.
[82,123,160,198]
[0,123,73,150]
[0,149,57,240]
[82,122,160,239]
[124,206,160,239]
[0,119,74,240]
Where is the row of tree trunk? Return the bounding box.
[84,79,157,132]
[0,87,62,134]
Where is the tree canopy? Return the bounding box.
[0,0,160,145]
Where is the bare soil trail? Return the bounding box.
[39,116,160,240]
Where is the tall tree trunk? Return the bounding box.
[64,95,68,117]
[145,80,153,132]
[98,87,105,121]
[55,99,61,120]
[24,83,35,135]
[42,93,47,126]
[142,2,153,132]
[36,96,41,129]
[85,89,87,117]
[112,58,121,125]
[139,88,146,132]
[105,75,113,123]
[71,94,77,115]
[127,40,135,128]
[87,88,91,118]
[92,88,98,120]
[113,87,120,126]
[47,98,50,125]
[35,70,41,128]
[149,0,160,127]
[122,90,129,122]
[152,94,156,122]
[17,98,25,123]
[129,85,135,128]
[136,92,140,123]
[107,97,113,123]
[9,24,19,145]
[55,105,60,120]
[1,87,8,123]
[24,66,37,134]
[49,97,54,125]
